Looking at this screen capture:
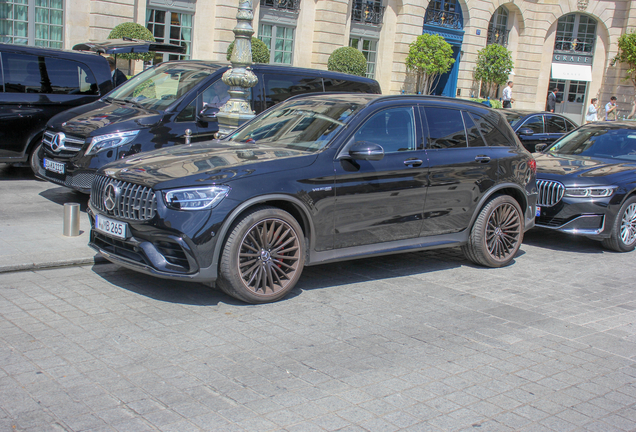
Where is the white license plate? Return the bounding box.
[43,158,65,174]
[536,206,541,217]
[95,214,128,239]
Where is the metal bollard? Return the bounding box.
[63,203,80,237]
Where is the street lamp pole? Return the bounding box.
[216,0,259,137]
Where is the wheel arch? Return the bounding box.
[210,194,315,275]
[468,183,529,230]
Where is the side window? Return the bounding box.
[201,79,230,109]
[353,107,416,154]
[546,115,567,133]
[3,53,45,93]
[462,111,486,147]
[263,74,323,109]
[521,115,544,134]
[565,119,577,131]
[45,57,98,95]
[176,98,196,122]
[424,107,466,149]
[469,113,512,147]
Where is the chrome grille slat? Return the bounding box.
[43,130,85,154]
[91,175,156,221]
[537,180,565,207]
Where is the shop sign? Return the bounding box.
[553,54,593,65]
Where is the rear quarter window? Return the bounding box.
[469,112,512,147]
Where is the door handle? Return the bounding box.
[475,155,490,163]
[404,159,423,167]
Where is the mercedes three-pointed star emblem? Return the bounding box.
[103,183,119,212]
[50,132,66,152]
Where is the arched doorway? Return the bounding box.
[422,0,463,97]
[548,13,596,124]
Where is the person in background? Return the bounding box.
[605,96,618,121]
[547,87,559,112]
[502,81,514,108]
[585,98,598,123]
[107,57,128,88]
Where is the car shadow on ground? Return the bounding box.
[39,187,89,211]
[0,164,39,180]
[523,227,606,254]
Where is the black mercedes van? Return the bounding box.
[0,43,112,170]
[34,61,381,192]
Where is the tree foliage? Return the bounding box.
[616,31,636,118]
[226,37,270,64]
[405,34,455,95]
[108,22,156,62]
[327,47,367,77]
[474,44,514,98]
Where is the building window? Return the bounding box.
[146,9,192,64]
[554,14,596,54]
[487,6,508,46]
[351,0,385,26]
[259,24,294,65]
[0,0,63,47]
[349,37,377,78]
[424,0,461,30]
[260,0,300,12]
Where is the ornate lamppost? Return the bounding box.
[216,0,259,137]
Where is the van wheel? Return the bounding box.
[217,206,305,304]
[29,143,43,176]
[601,196,636,252]
[462,195,523,268]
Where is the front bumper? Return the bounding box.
[33,144,95,193]
[535,196,616,238]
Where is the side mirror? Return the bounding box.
[349,141,384,161]
[535,143,548,152]
[517,127,534,136]
[198,106,219,123]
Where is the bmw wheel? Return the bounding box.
[217,206,305,303]
[601,196,636,252]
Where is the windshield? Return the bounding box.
[504,112,523,127]
[548,127,636,161]
[106,63,217,110]
[227,99,361,152]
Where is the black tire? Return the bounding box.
[217,206,305,304]
[462,195,524,268]
[601,196,636,252]
[29,143,43,177]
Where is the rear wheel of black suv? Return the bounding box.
[462,195,523,268]
[601,196,636,252]
[217,206,305,304]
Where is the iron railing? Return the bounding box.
[487,27,509,46]
[351,3,385,25]
[260,0,300,12]
[423,9,462,29]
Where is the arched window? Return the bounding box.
[424,0,462,30]
[487,6,508,46]
[554,14,596,54]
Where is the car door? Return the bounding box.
[515,114,546,152]
[420,107,499,237]
[545,115,568,144]
[333,105,428,248]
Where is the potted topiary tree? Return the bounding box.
[226,37,270,63]
[405,34,455,95]
[473,44,514,99]
[327,47,367,77]
[107,22,156,63]
[616,31,636,119]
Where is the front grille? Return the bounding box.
[537,180,565,207]
[91,175,157,221]
[43,130,85,158]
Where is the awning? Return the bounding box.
[551,63,592,82]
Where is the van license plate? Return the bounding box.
[44,158,65,174]
[95,214,128,239]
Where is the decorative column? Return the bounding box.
[216,0,259,137]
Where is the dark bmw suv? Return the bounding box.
[34,61,381,192]
[88,94,537,304]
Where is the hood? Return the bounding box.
[535,152,636,185]
[100,141,318,190]
[48,100,162,137]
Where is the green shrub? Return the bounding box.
[226,37,270,63]
[108,23,156,62]
[470,98,503,109]
[406,34,454,94]
[327,47,367,77]
[473,44,514,98]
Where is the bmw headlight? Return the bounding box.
[564,186,617,198]
[85,130,140,155]
[164,186,230,210]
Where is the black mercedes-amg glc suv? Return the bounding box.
[88,94,538,303]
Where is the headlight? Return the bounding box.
[85,130,140,155]
[564,186,617,198]
[164,186,230,210]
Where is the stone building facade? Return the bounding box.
[2,0,635,123]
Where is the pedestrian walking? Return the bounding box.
[585,98,598,123]
[547,87,559,112]
[502,81,514,108]
[107,57,128,88]
[605,96,618,121]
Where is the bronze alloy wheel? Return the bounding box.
[620,202,636,247]
[486,201,522,261]
[218,206,305,303]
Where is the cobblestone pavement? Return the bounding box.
[1,229,635,431]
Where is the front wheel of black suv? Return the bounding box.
[29,143,43,177]
[601,196,636,252]
[462,195,524,268]
[217,206,305,304]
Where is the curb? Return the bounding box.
[0,255,109,274]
